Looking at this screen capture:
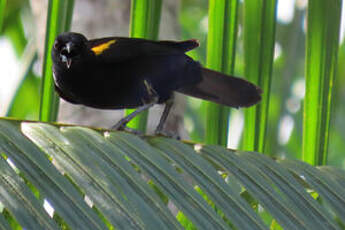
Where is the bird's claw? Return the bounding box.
[111,120,126,130]
[154,129,180,140]
[111,122,143,136]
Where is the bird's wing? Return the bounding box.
[87,37,199,62]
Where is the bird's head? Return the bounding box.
[52,32,88,69]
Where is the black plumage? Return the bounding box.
[52,32,262,133]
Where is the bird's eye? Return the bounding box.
[53,41,59,50]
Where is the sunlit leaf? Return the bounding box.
[39,0,75,122]
[204,0,239,146]
[303,0,343,165]
[242,0,277,153]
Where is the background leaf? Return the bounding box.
[39,0,75,122]
[204,0,239,146]
[242,0,277,153]
[303,0,343,165]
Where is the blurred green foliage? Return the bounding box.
[1,0,40,120]
[303,0,342,166]
[39,0,75,122]
[204,0,239,146]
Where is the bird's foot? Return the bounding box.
[111,121,143,136]
[154,129,180,140]
[111,119,125,130]
[123,126,143,135]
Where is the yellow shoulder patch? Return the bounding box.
[91,40,116,55]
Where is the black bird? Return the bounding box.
[52,32,262,134]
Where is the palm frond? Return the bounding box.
[0,118,344,229]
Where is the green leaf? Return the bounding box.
[39,0,75,122]
[25,124,179,229]
[303,0,343,165]
[242,0,277,152]
[63,0,74,31]
[0,117,345,229]
[281,160,345,222]
[6,41,40,119]
[149,137,267,230]
[0,120,107,229]
[239,152,339,229]
[204,0,239,146]
[0,211,12,230]
[202,146,342,230]
[0,157,59,230]
[0,0,6,32]
[3,10,26,55]
[125,0,163,132]
[108,132,229,230]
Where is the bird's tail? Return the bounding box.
[176,68,262,108]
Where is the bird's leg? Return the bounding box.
[155,98,174,134]
[111,79,158,132]
[111,98,158,131]
[154,98,180,139]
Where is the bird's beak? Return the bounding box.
[61,42,73,68]
[66,58,72,69]
[61,55,72,69]
[65,42,72,54]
